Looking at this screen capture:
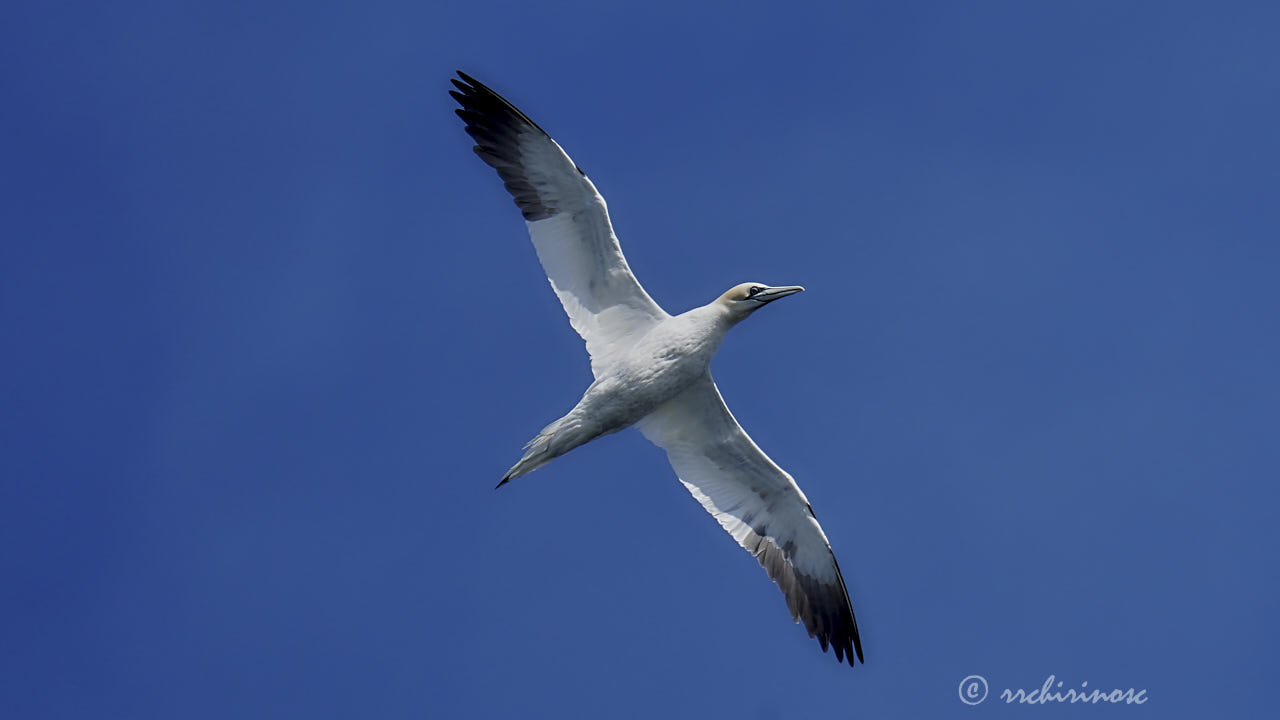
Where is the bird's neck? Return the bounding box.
[680,302,739,349]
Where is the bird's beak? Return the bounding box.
[755,285,805,303]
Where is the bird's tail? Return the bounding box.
[497,410,611,488]
[498,428,557,487]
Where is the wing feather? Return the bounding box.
[451,72,667,374]
[638,375,864,666]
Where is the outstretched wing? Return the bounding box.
[637,374,863,666]
[450,72,668,375]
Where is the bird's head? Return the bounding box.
[716,282,805,323]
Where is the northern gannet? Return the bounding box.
[450,71,864,666]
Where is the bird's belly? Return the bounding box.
[587,344,711,430]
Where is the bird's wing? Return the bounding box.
[450,72,668,374]
[637,374,863,666]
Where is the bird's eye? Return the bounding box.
[748,286,763,297]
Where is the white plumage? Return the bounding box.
[451,71,863,666]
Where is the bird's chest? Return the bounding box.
[606,326,717,403]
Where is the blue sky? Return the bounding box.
[2,1,1278,717]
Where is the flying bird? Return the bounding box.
[450,71,863,666]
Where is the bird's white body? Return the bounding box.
[451,72,863,666]
[507,302,732,479]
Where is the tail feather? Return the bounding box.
[497,409,614,487]
[498,421,563,487]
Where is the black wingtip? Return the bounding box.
[449,70,563,221]
[453,71,486,97]
[449,70,552,138]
